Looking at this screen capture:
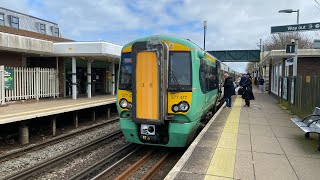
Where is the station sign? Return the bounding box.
[286,44,295,53]
[4,68,14,90]
[271,22,320,33]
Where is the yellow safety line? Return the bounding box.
[0,98,116,118]
[205,96,242,179]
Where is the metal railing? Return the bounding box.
[279,75,320,117]
[1,66,59,103]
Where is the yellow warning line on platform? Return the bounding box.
[205,96,242,179]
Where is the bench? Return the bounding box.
[291,107,320,151]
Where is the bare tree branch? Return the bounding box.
[263,33,313,51]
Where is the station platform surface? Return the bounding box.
[166,89,320,180]
[0,95,116,125]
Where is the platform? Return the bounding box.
[166,89,320,180]
[0,95,116,125]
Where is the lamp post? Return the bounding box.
[279,9,300,77]
[204,20,207,51]
[278,9,299,24]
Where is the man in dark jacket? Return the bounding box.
[242,73,254,107]
[223,73,236,108]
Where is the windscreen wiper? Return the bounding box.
[169,70,182,92]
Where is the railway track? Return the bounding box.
[92,148,172,180]
[4,130,123,180]
[0,117,119,163]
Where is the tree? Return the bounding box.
[263,33,313,51]
[246,62,255,73]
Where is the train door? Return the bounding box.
[135,52,159,120]
[131,41,168,123]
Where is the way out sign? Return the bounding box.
[271,22,320,33]
[4,68,14,90]
[286,44,295,53]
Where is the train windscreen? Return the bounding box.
[168,52,192,91]
[119,53,132,90]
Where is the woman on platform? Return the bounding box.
[242,73,254,107]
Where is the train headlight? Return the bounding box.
[172,105,179,112]
[127,102,132,109]
[119,99,128,108]
[179,101,189,112]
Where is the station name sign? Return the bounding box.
[271,22,320,33]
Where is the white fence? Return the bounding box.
[1,66,59,103]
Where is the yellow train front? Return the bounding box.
[117,35,222,147]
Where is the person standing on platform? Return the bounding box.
[259,77,265,93]
[242,73,254,107]
[223,73,235,108]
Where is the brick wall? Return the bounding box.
[0,51,23,67]
[298,57,320,76]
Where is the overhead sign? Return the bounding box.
[4,68,14,90]
[271,22,320,33]
[286,44,295,53]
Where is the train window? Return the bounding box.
[199,59,207,93]
[119,53,132,90]
[207,64,219,91]
[168,52,192,91]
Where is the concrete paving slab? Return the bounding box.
[181,146,214,174]
[198,131,221,148]
[237,134,252,151]
[248,112,265,118]
[204,175,233,180]
[248,117,269,125]
[253,152,298,180]
[278,137,320,158]
[208,121,226,133]
[234,150,255,180]
[238,123,250,135]
[250,124,275,137]
[251,135,284,154]
[288,155,320,180]
[239,116,250,124]
[267,118,296,128]
[176,172,205,180]
[271,126,302,139]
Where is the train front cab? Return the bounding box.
[117,38,203,147]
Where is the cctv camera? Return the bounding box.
[291,39,295,44]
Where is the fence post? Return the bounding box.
[0,65,5,105]
[36,67,40,101]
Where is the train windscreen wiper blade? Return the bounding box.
[169,70,182,92]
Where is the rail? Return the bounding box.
[0,117,119,163]
[4,130,122,180]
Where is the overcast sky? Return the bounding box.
[2,0,320,72]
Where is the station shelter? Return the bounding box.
[0,28,121,105]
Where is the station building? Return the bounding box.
[0,7,121,105]
[259,48,320,117]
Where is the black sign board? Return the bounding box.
[271,22,320,33]
[286,44,295,53]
